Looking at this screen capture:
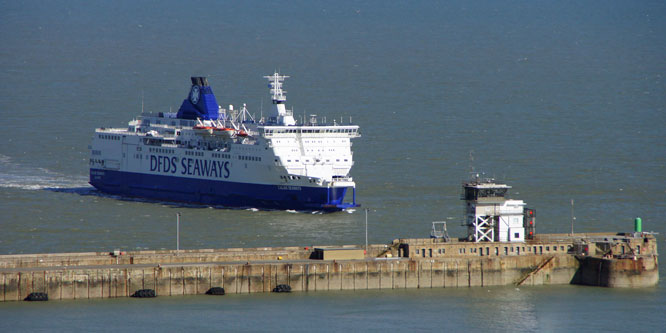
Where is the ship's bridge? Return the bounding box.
[462,182,511,202]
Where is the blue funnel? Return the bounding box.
[176,77,221,120]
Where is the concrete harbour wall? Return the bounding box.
[1,233,658,301]
[576,256,659,288]
[1,254,579,301]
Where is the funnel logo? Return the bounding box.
[190,85,200,104]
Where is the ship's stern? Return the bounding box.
[321,178,359,210]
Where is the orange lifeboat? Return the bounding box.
[213,127,235,138]
[193,125,214,135]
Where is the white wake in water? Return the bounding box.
[0,154,91,191]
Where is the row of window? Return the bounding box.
[149,147,175,154]
[305,148,338,153]
[144,118,195,127]
[163,149,258,161]
[239,155,261,161]
[212,153,231,159]
[286,158,348,163]
[98,134,120,140]
[303,140,346,144]
[265,128,358,134]
[414,245,569,257]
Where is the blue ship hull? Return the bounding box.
[89,169,357,211]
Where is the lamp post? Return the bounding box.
[176,212,181,252]
[365,208,369,256]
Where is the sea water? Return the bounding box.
[0,1,664,331]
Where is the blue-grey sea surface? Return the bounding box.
[0,1,664,331]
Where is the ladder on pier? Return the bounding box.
[515,256,555,286]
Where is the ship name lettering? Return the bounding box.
[150,155,178,174]
[151,155,230,178]
[278,185,302,191]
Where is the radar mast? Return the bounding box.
[264,73,296,125]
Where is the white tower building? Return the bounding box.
[462,176,527,243]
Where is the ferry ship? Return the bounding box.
[89,74,360,211]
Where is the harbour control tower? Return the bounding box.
[462,176,535,243]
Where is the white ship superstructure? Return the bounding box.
[89,74,360,210]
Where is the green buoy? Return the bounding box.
[635,217,642,233]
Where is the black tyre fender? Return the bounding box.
[206,287,225,295]
[24,292,48,301]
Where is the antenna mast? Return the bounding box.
[570,199,576,236]
[264,72,289,103]
[263,72,295,125]
[469,150,477,180]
